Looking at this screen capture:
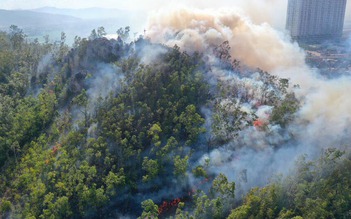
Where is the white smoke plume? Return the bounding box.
[146,7,351,191]
[146,7,305,73]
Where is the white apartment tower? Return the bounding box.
[286,0,347,41]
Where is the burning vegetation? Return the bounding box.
[0,6,351,219]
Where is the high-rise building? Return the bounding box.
[286,0,347,41]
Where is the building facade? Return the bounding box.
[286,0,347,41]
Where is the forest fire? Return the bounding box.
[253,119,265,128]
[45,143,62,165]
[51,143,61,155]
[158,198,181,215]
[158,177,212,217]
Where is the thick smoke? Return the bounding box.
[146,7,351,193]
[146,8,304,72]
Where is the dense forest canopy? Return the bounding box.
[0,25,350,219]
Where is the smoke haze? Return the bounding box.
[3,0,351,30]
[2,1,351,218]
[146,6,351,192]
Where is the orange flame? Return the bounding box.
[158,177,212,216]
[253,119,264,127]
[158,198,181,215]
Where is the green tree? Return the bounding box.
[104,169,126,196]
[97,26,106,38]
[139,199,159,219]
[9,25,25,50]
[117,26,130,41]
[89,29,98,40]
[148,123,162,148]
[178,104,205,144]
[174,155,189,176]
[142,157,159,182]
[0,200,11,214]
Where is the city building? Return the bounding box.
[286,0,347,41]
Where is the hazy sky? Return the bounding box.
[0,0,350,30]
[0,0,286,11]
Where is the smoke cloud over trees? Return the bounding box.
[0,2,351,219]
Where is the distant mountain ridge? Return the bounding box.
[0,8,145,44]
[32,7,132,19]
[0,9,81,28]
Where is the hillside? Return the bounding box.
[0,22,351,219]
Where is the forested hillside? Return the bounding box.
[0,26,350,219]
